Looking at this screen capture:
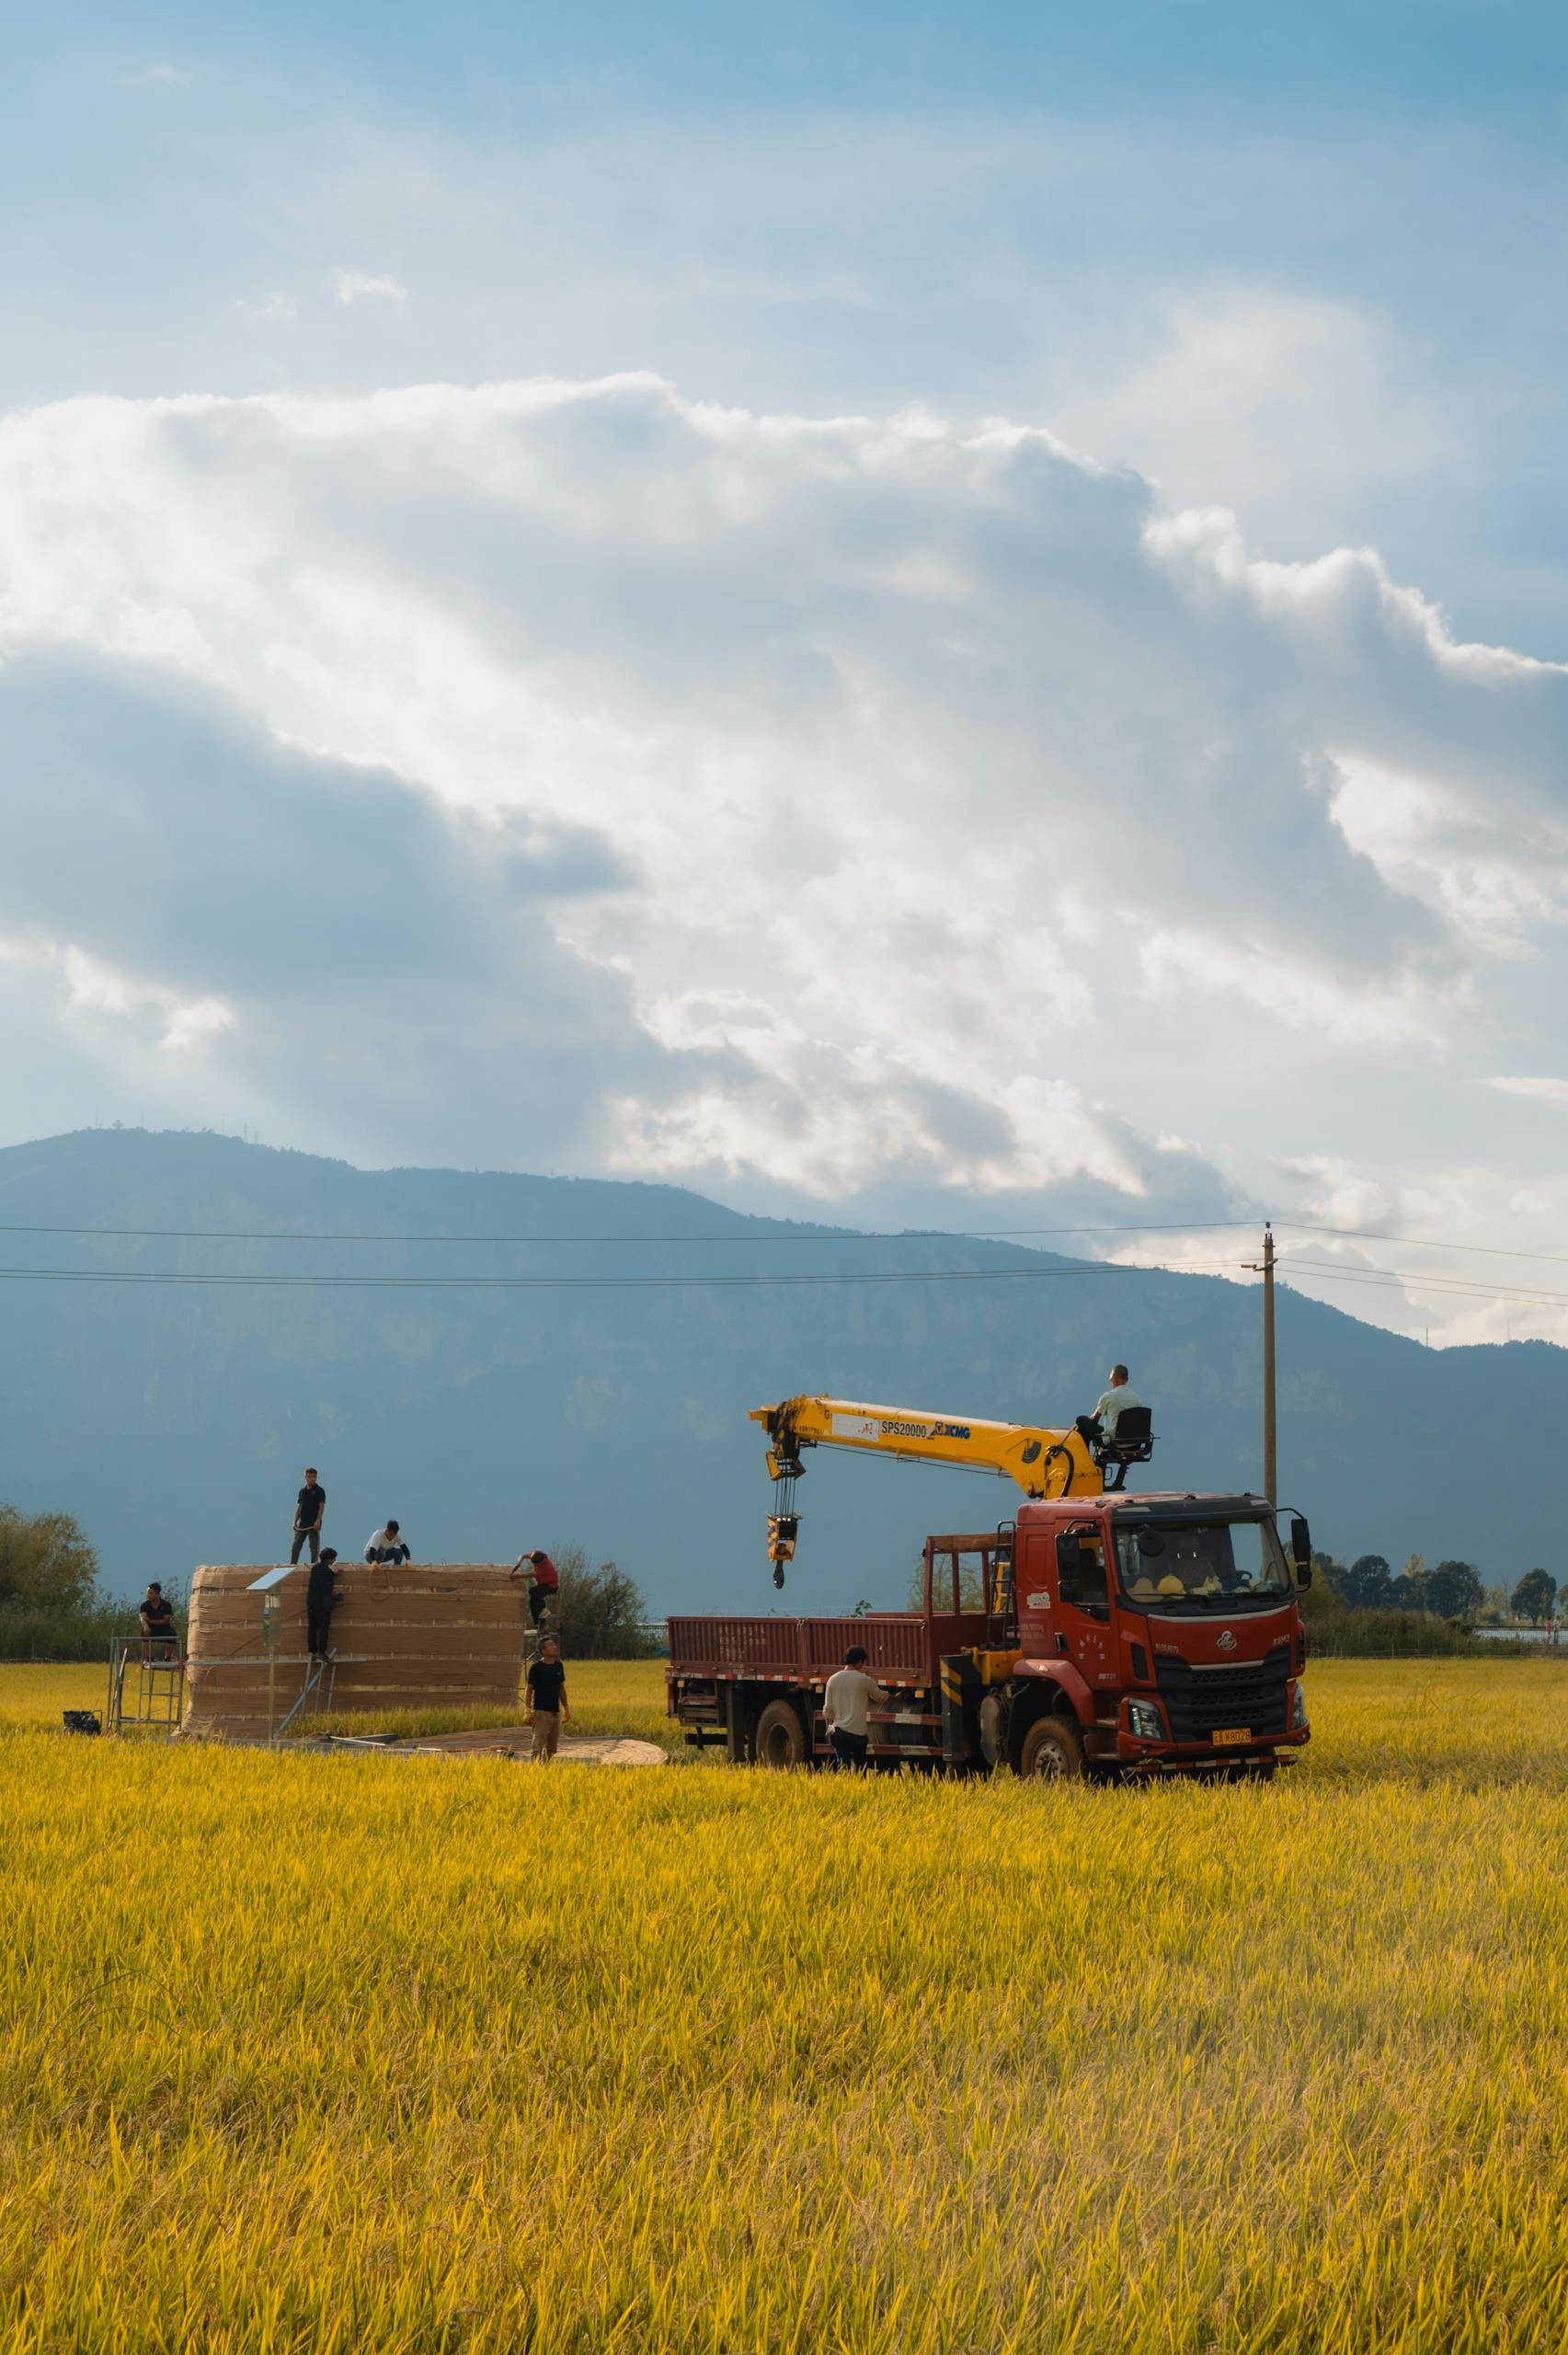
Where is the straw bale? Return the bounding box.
[183,1561,526,1740]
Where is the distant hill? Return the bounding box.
[0,1128,1556,1609]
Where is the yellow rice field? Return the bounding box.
[6,1656,1568,2352]
[0,1657,679,1751]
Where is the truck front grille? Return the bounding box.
[1154,1648,1289,1741]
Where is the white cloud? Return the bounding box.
[1257,1152,1568,1349]
[120,63,191,90]
[0,935,234,1054]
[326,269,409,313]
[1488,1076,1568,1108]
[1053,288,1456,543]
[235,293,296,327]
[0,373,1564,1233]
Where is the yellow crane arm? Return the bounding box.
[750,1393,1104,1574]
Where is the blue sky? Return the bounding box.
[9,0,1568,649]
[5,0,1568,1341]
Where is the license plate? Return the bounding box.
[1213,1728,1252,1748]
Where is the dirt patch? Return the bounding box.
[333,1726,667,1767]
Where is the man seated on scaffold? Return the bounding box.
[138,1582,179,1663]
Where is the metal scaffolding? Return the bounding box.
[105,1638,186,1736]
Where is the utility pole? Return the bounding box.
[1261,1223,1277,1504]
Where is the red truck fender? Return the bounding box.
[1009,1659,1096,1742]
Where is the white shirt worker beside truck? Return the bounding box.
[822,1646,889,1771]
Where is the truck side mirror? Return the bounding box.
[1054,1529,1082,1603]
[1289,1515,1311,1574]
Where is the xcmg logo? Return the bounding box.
[876,1416,974,1441]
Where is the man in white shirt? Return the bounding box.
[364,1520,412,1566]
[1093,1365,1142,1436]
[822,1644,888,1769]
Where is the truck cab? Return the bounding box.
[967,1491,1311,1777]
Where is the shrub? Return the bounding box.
[0,1505,135,1660]
[551,1546,662,1658]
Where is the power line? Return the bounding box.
[1,1238,1562,1318]
[0,1257,1252,1292]
[0,1218,1257,1246]
[4,1212,1568,1273]
[1276,1221,1568,1269]
[1277,1259,1568,1311]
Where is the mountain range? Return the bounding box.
[0,1127,1554,1609]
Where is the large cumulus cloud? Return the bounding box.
[0,373,1563,1238]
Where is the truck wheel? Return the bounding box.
[754,1699,810,1770]
[1017,1715,1085,1782]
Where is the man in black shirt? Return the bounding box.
[525,1637,569,1762]
[291,1468,326,1565]
[306,1548,341,1661]
[138,1582,177,1663]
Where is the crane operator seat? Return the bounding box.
[1092,1406,1154,1492]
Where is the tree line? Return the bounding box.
[1300,1549,1564,1656]
[1314,1550,1560,1626]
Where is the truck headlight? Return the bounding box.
[1290,1683,1308,1729]
[1127,1699,1163,1741]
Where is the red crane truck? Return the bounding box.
[666,1395,1313,1780]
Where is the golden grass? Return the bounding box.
[7,1658,1568,2351]
[0,1660,107,1725]
[0,1659,679,1751]
[313,1658,679,1751]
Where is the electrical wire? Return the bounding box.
[0,1218,1258,1245]
[1276,1222,1568,1269]
[0,1257,1253,1292]
[1276,1259,1568,1311]
[4,1211,1568,1274]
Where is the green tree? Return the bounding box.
[0,1503,119,1660]
[1512,1568,1557,1626]
[1427,1559,1484,1619]
[1391,1553,1430,1611]
[0,1506,99,1613]
[551,1545,661,1658]
[1309,1553,1348,1601]
[1340,1553,1394,1609]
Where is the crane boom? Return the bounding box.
[750,1393,1104,1576]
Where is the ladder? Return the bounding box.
[105,1637,186,1736]
[274,1653,339,1742]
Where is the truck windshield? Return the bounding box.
[1115,1518,1293,1610]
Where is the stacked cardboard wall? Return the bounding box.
[184,1562,525,1740]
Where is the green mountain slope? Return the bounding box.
[0,1128,1549,1606]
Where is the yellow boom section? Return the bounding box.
[750,1393,1104,1574]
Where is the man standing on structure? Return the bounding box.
[306,1547,340,1662]
[291,1467,326,1565]
[510,1547,559,1630]
[822,1644,888,1769]
[525,1636,569,1761]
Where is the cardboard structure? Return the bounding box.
[183,1561,525,1740]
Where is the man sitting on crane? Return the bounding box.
[1077,1363,1142,1448]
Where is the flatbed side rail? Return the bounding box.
[668,1614,928,1682]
